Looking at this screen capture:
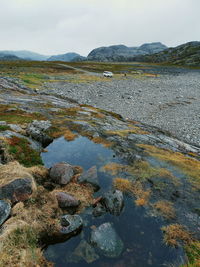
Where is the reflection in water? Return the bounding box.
[42,136,184,267]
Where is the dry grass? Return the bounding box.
[91,136,113,148]
[138,144,200,189]
[113,177,151,206]
[64,129,78,141]
[101,162,127,176]
[153,200,176,219]
[184,241,200,266]
[106,127,148,137]
[162,224,193,247]
[0,161,36,188]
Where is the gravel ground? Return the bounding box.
[44,70,200,147]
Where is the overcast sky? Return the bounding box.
[0,0,199,56]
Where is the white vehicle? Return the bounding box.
[103,71,113,78]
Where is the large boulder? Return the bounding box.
[26,120,53,147]
[0,200,11,226]
[0,178,34,203]
[55,192,80,208]
[90,222,124,258]
[78,166,100,191]
[49,162,74,185]
[101,190,124,216]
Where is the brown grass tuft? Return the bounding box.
[101,162,127,176]
[162,224,192,247]
[91,136,113,148]
[153,200,176,219]
[64,129,78,141]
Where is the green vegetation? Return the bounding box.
[0,125,11,131]
[7,136,43,167]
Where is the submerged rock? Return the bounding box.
[56,192,80,208]
[68,240,99,263]
[60,214,83,235]
[92,203,107,217]
[26,120,53,147]
[0,178,34,203]
[102,190,124,216]
[0,200,11,226]
[90,222,124,258]
[78,166,100,191]
[49,162,74,185]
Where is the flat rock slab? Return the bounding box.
[49,162,74,185]
[91,222,124,258]
[0,200,11,226]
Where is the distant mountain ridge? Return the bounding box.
[133,41,200,66]
[0,53,21,61]
[0,50,49,61]
[87,42,167,61]
[47,52,84,62]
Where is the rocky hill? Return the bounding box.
[48,52,84,62]
[134,41,200,66]
[87,42,167,61]
[0,54,21,61]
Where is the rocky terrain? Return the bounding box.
[48,52,85,62]
[87,42,167,61]
[135,41,200,67]
[0,61,199,266]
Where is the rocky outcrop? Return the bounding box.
[26,120,53,147]
[87,42,167,61]
[78,166,100,191]
[90,222,124,258]
[0,178,34,204]
[49,162,74,185]
[0,200,11,226]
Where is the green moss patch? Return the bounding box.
[7,136,43,167]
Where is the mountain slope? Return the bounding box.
[0,50,49,61]
[0,53,21,61]
[87,42,167,61]
[48,52,82,62]
[135,41,200,66]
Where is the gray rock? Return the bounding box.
[0,178,33,203]
[56,192,80,208]
[68,240,99,263]
[26,120,53,147]
[78,166,100,191]
[8,124,23,132]
[0,200,11,226]
[60,214,83,235]
[92,203,107,217]
[102,190,124,216]
[49,162,74,185]
[0,121,7,125]
[90,222,124,258]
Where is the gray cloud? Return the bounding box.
[0,0,199,56]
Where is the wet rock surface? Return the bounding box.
[49,162,74,185]
[101,190,124,216]
[78,166,100,191]
[0,178,34,203]
[90,222,124,258]
[0,200,11,226]
[60,214,83,235]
